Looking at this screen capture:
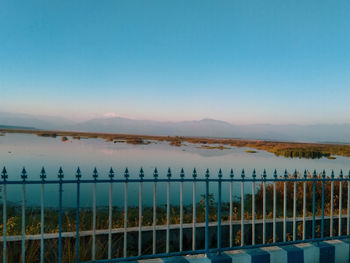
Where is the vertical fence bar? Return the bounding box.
[293,170,297,241]
[303,170,307,240]
[251,169,256,245]
[153,168,158,255]
[229,169,233,247]
[124,168,129,258]
[180,169,184,252]
[262,170,266,244]
[321,170,325,239]
[75,168,81,263]
[348,170,350,236]
[21,168,27,263]
[2,167,7,263]
[138,168,144,256]
[166,168,171,254]
[108,168,114,259]
[283,170,287,242]
[339,170,343,236]
[273,170,277,243]
[58,167,63,263]
[312,170,316,240]
[241,169,245,246]
[205,169,210,253]
[40,167,46,263]
[330,170,334,237]
[218,169,222,254]
[192,168,197,251]
[92,168,98,261]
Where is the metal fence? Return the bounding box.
[0,167,349,262]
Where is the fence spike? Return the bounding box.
[139,167,144,179]
[40,167,46,180]
[340,170,343,178]
[273,169,277,178]
[293,169,298,178]
[284,169,288,178]
[322,170,326,178]
[1,166,8,179]
[331,170,335,178]
[230,169,234,178]
[313,170,317,178]
[192,168,197,178]
[93,167,98,179]
[262,169,267,179]
[21,167,27,180]
[167,168,172,178]
[58,167,64,179]
[76,167,82,179]
[180,168,185,179]
[241,169,245,179]
[153,168,158,178]
[252,169,256,179]
[218,169,222,178]
[124,168,129,178]
[205,169,210,178]
[109,167,114,179]
[304,169,307,178]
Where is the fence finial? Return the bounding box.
[284,169,288,178]
[58,167,64,179]
[218,168,223,178]
[340,169,343,178]
[40,167,46,180]
[109,167,114,179]
[93,167,98,179]
[252,169,256,179]
[192,168,197,178]
[304,170,307,178]
[76,167,81,179]
[139,167,144,179]
[241,169,245,179]
[322,170,326,178]
[153,168,158,178]
[230,168,234,178]
[124,168,129,178]
[180,168,184,179]
[331,170,335,178]
[273,169,277,178]
[205,168,210,178]
[167,168,172,178]
[21,167,27,180]
[293,170,297,178]
[1,166,8,180]
[313,170,317,178]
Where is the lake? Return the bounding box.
[0,133,349,207]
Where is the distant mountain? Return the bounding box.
[1,111,349,143]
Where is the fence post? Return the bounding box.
[273,169,277,243]
[251,169,256,245]
[330,170,334,237]
[75,167,81,263]
[321,170,325,239]
[153,168,158,254]
[180,168,184,252]
[92,167,98,261]
[205,168,210,253]
[241,169,245,246]
[138,168,144,256]
[21,167,27,263]
[312,170,316,240]
[108,168,114,259]
[339,170,343,236]
[229,169,234,247]
[283,170,287,242]
[58,167,64,263]
[192,168,197,251]
[2,167,8,263]
[217,169,222,254]
[262,169,266,244]
[123,168,129,258]
[166,168,171,254]
[303,170,307,240]
[293,170,297,241]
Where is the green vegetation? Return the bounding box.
[245,150,257,153]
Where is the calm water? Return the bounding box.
[0,133,349,207]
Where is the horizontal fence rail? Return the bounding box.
[0,167,349,262]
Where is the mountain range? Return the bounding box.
[0,111,349,143]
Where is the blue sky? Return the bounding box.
[0,0,349,124]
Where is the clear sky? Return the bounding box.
[0,0,349,124]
